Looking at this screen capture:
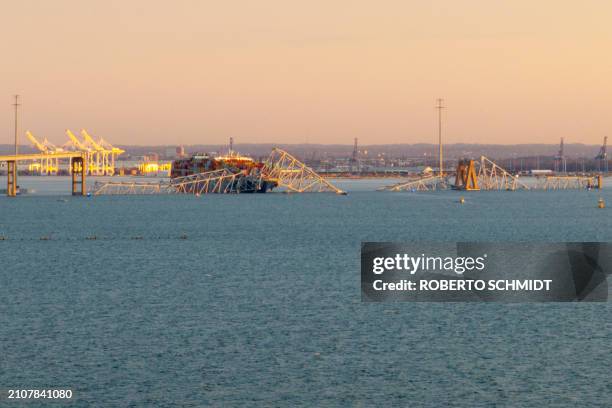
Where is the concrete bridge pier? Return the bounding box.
[71,156,87,196]
[6,160,17,197]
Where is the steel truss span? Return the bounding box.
[534,175,601,190]
[378,154,528,192]
[379,156,604,192]
[92,169,248,196]
[378,175,449,192]
[476,156,529,191]
[91,148,346,196]
[262,148,346,194]
[92,180,175,195]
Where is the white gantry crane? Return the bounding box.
[25,131,62,175]
[97,137,124,176]
[82,130,124,176]
[63,129,123,175]
[64,129,93,174]
[62,129,93,174]
[81,129,107,175]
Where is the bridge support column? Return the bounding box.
[597,174,603,190]
[7,160,17,197]
[71,156,87,196]
[454,160,480,191]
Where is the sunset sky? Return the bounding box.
[1,1,611,146]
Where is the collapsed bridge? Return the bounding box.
[92,148,346,196]
[379,156,603,192]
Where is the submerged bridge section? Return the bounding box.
[378,175,449,192]
[380,156,528,192]
[379,156,603,192]
[534,175,603,190]
[92,169,258,195]
[92,180,174,195]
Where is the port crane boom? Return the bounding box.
[81,129,104,150]
[64,129,94,174]
[81,130,123,175]
[26,131,48,153]
[65,129,89,151]
[25,131,60,174]
[81,129,107,175]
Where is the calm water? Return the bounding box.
[1,177,611,407]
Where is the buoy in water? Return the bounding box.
[459,196,465,204]
[598,198,605,209]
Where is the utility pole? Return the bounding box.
[13,95,20,155]
[436,98,444,176]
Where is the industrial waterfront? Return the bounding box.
[1,135,610,197]
[1,97,609,197]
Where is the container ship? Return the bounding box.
[170,151,277,193]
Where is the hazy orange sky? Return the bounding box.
[1,1,611,146]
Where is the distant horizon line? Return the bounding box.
[2,142,604,148]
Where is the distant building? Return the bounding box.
[165,147,177,159]
[176,145,185,158]
[145,153,159,162]
[529,169,553,176]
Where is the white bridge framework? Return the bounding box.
[92,169,252,195]
[534,175,601,190]
[378,175,449,192]
[379,156,604,192]
[262,148,346,194]
[91,148,346,196]
[477,156,529,191]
